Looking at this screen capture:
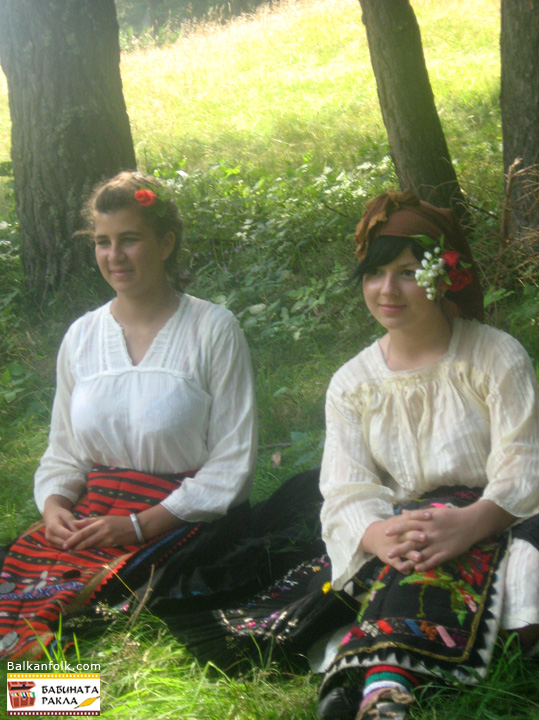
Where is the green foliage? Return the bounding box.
[0,217,21,293]
[69,612,321,719]
[0,417,45,541]
[114,0,501,197]
[27,613,82,666]
[1,362,40,409]
[507,285,539,366]
[166,160,392,346]
[0,222,55,424]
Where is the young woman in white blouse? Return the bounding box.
[317,191,539,720]
[0,171,257,658]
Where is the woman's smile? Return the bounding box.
[362,246,446,333]
[110,268,132,278]
[94,208,174,298]
[378,303,406,315]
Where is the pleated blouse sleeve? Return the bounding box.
[160,312,257,522]
[482,331,539,517]
[34,322,92,511]
[320,361,395,590]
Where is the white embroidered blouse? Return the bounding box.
[34,294,257,522]
[320,318,539,590]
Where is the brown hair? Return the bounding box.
[354,190,484,321]
[82,171,184,290]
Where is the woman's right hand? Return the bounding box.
[360,510,433,574]
[43,495,77,548]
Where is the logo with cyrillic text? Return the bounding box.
[7,673,100,716]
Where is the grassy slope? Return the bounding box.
[121,0,500,189]
[1,1,539,718]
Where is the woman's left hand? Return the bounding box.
[387,500,517,572]
[389,506,474,571]
[62,516,138,550]
[61,503,185,550]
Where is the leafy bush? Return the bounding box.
[152,160,395,348]
[0,221,54,423]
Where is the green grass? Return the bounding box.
[0,0,506,194]
[76,620,322,720]
[1,0,539,718]
[119,0,501,191]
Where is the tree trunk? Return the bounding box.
[358,0,468,219]
[0,0,137,300]
[500,0,539,235]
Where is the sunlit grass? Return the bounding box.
[71,615,320,719]
[0,0,502,192]
[62,615,539,719]
[117,0,500,186]
[122,0,376,173]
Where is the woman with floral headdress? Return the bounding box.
[0,171,259,659]
[316,190,539,720]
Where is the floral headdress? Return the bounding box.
[134,185,173,217]
[354,190,484,321]
[135,189,157,207]
[413,234,473,300]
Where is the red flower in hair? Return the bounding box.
[446,268,473,291]
[134,189,158,207]
[441,249,460,269]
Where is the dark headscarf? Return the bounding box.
[354,190,484,321]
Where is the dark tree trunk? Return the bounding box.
[0,0,137,300]
[500,0,539,235]
[358,0,468,219]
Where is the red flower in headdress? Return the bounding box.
[134,189,158,207]
[441,249,460,269]
[445,268,473,291]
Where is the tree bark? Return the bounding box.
[500,0,539,235]
[358,0,468,219]
[0,0,137,300]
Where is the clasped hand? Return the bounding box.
[44,508,138,551]
[43,497,183,550]
[361,505,476,574]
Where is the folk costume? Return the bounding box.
[138,194,539,690]
[160,319,539,686]
[0,294,258,658]
[316,191,539,717]
[319,319,539,691]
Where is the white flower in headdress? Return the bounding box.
[415,244,445,300]
[413,234,472,300]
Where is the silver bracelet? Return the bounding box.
[130,512,145,544]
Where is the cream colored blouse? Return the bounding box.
[320,319,539,590]
[34,294,257,522]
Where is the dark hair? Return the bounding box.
[351,235,425,283]
[81,171,184,290]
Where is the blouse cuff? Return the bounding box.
[323,506,393,590]
[34,483,83,514]
[160,486,226,523]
